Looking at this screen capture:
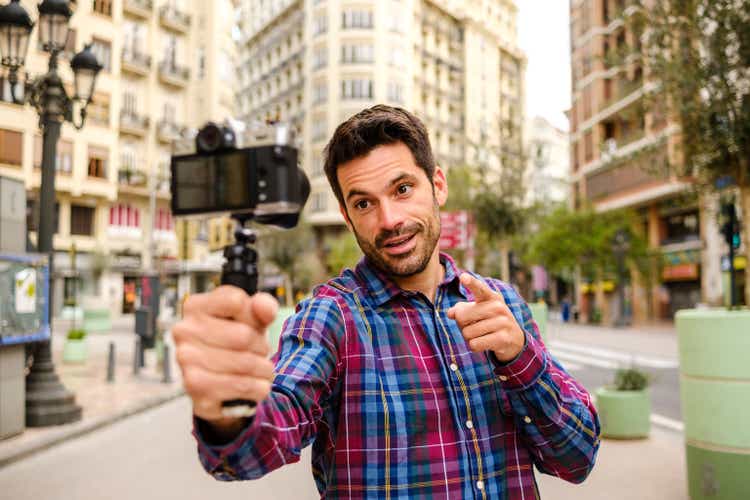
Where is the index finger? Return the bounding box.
[459,273,502,303]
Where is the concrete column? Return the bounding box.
[648,203,663,320]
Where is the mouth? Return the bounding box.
[381,233,417,255]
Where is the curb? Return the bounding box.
[0,388,185,469]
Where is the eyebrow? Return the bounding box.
[345,172,417,203]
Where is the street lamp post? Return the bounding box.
[612,229,631,328]
[0,0,102,426]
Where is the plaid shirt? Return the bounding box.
[194,253,600,499]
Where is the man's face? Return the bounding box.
[337,142,447,278]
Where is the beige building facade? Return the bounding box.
[0,0,236,317]
[236,0,526,232]
[569,0,732,324]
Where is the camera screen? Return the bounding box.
[172,151,252,214]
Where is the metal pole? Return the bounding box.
[148,171,157,271]
[133,337,141,375]
[729,209,737,308]
[25,53,82,426]
[107,341,116,383]
[162,343,173,383]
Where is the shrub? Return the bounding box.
[613,368,650,391]
[66,329,87,341]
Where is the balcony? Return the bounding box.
[118,168,147,188]
[157,120,183,144]
[159,5,191,33]
[158,61,189,88]
[121,50,151,76]
[119,111,150,137]
[123,0,152,19]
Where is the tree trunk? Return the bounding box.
[284,273,294,307]
[499,241,510,283]
[739,184,750,307]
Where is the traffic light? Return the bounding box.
[721,203,741,250]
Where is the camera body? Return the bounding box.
[170,120,309,227]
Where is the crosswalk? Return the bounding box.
[547,340,679,371]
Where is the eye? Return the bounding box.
[396,183,413,195]
[354,199,370,210]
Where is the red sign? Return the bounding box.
[439,211,472,250]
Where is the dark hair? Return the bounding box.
[323,105,436,206]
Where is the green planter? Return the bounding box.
[676,308,750,500]
[62,339,88,364]
[595,387,651,439]
[268,307,295,354]
[82,308,111,333]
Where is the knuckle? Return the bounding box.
[182,368,203,394]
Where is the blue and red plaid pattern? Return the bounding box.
[194,253,600,499]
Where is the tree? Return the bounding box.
[258,220,319,306]
[325,231,362,276]
[630,0,750,303]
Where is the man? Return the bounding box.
[173,105,600,499]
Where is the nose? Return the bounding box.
[377,199,405,232]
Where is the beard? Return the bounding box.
[351,201,441,278]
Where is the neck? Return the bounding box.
[391,249,444,302]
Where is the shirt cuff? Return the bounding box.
[192,413,259,477]
[490,329,547,391]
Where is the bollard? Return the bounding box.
[162,344,173,384]
[139,339,145,368]
[133,337,141,375]
[107,341,116,383]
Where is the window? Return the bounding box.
[310,192,327,213]
[91,38,112,72]
[341,79,373,99]
[312,45,327,69]
[311,118,327,142]
[313,81,327,104]
[109,204,140,228]
[313,14,328,35]
[122,21,145,55]
[88,92,110,126]
[155,208,174,231]
[387,81,403,103]
[92,0,112,16]
[0,128,22,166]
[342,10,373,29]
[122,91,137,114]
[71,205,95,236]
[388,10,405,33]
[34,136,72,174]
[341,44,374,64]
[27,199,59,233]
[88,146,109,178]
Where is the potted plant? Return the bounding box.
[62,329,88,364]
[595,367,651,439]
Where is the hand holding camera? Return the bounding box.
[172,286,278,427]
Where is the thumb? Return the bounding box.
[248,292,279,332]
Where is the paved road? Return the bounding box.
[0,397,319,500]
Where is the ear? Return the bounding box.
[339,204,354,232]
[433,166,448,207]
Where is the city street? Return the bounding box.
[0,318,688,500]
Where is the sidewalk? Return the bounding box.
[0,314,183,467]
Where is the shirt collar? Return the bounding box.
[354,252,466,307]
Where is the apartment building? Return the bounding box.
[0,0,236,317]
[236,0,526,236]
[569,0,729,323]
[525,116,570,206]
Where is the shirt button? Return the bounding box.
[498,375,508,381]
[465,420,474,429]
[476,480,485,490]
[523,416,532,424]
[449,363,458,372]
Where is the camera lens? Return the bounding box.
[196,123,222,153]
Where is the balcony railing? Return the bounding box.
[159,5,191,33]
[157,119,183,143]
[121,49,151,76]
[119,111,150,136]
[158,61,190,87]
[118,168,147,187]
[123,0,153,19]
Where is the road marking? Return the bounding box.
[650,413,684,433]
[549,349,620,370]
[548,340,679,369]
